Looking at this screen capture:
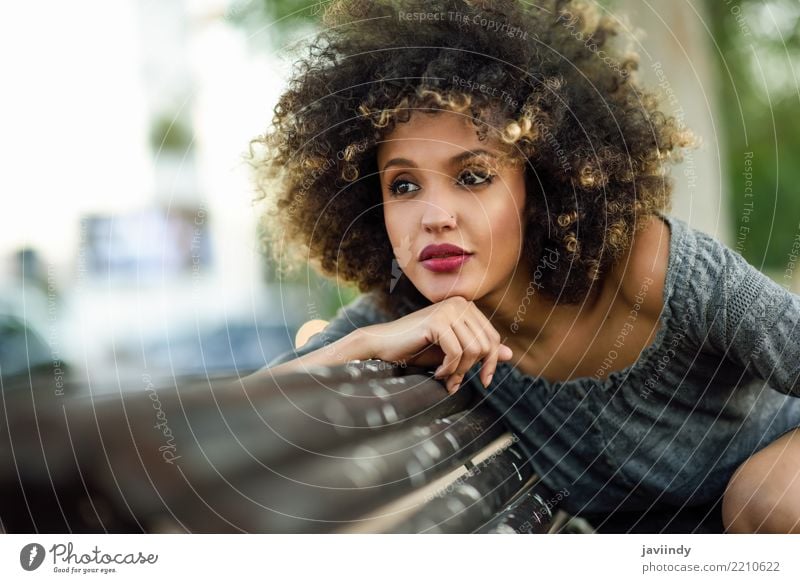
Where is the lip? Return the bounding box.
[421,254,473,273]
[418,243,474,273]
[418,243,472,262]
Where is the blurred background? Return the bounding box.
[1,0,798,387]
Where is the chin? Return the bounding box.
[419,283,478,304]
[412,268,488,300]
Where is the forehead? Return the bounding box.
[376,110,504,163]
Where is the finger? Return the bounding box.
[432,325,463,382]
[448,320,483,393]
[463,317,494,387]
[499,344,513,361]
[466,305,503,384]
[405,343,446,368]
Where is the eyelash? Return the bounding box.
[387,168,496,197]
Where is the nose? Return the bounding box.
[421,203,457,233]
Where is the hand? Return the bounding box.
[361,296,513,394]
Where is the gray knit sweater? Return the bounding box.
[267,212,800,516]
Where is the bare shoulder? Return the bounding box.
[610,214,670,319]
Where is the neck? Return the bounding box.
[475,254,603,354]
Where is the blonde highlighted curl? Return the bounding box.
[248,0,696,318]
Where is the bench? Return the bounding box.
[0,361,573,533]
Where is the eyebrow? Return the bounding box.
[381,149,497,173]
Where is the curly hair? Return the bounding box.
[249,0,695,319]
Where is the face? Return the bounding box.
[377,110,528,305]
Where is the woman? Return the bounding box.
[250,0,800,532]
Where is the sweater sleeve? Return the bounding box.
[266,292,391,367]
[700,234,800,397]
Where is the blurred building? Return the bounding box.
[0,0,310,382]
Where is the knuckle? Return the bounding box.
[473,333,489,351]
[464,344,480,358]
[448,296,468,308]
[432,313,448,328]
[447,298,468,315]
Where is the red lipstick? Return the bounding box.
[418,243,473,273]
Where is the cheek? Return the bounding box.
[482,196,525,260]
[382,204,403,242]
[383,203,414,257]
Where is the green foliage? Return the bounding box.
[149,113,194,154]
[705,0,800,268]
[224,0,324,46]
[256,222,361,316]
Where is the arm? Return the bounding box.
[258,292,513,392]
[259,292,389,375]
[700,235,800,397]
[265,327,374,376]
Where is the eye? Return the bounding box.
[458,168,495,187]
[387,178,421,197]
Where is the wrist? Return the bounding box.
[343,326,378,361]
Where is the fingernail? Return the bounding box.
[451,383,460,393]
[434,365,444,378]
[485,374,493,387]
